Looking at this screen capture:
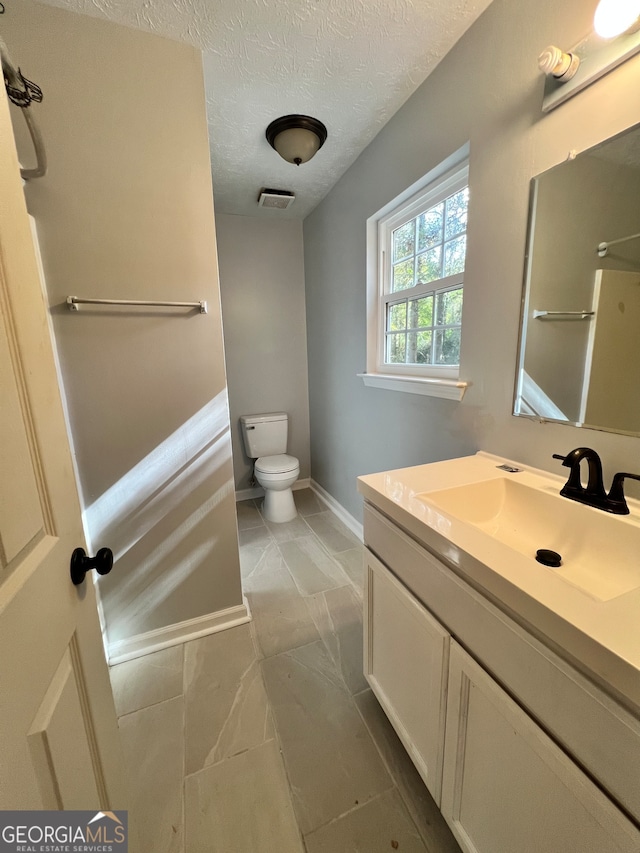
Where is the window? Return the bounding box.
[362,156,470,399]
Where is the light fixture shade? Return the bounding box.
[594,0,640,38]
[266,115,327,166]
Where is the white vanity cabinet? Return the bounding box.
[442,642,639,853]
[363,503,640,853]
[364,552,449,803]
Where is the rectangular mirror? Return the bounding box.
[514,123,640,436]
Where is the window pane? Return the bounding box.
[417,203,443,252]
[436,288,463,326]
[434,328,461,364]
[444,188,469,239]
[408,295,433,329]
[377,172,468,376]
[386,333,407,363]
[393,220,415,262]
[392,258,415,291]
[415,247,442,285]
[443,235,466,276]
[387,302,407,331]
[407,331,432,364]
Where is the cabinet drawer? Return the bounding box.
[443,642,640,853]
[364,502,640,821]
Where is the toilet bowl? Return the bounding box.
[240,413,299,523]
[254,453,300,523]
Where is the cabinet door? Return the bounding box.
[442,642,640,853]
[364,549,449,803]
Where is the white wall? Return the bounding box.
[216,214,311,490]
[4,1,243,647]
[303,0,640,521]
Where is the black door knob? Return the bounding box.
[70,547,113,586]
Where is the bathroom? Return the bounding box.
[0,0,638,850]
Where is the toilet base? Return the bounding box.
[262,487,297,523]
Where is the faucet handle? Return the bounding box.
[552,453,567,463]
[607,472,640,515]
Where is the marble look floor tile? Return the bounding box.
[293,488,325,516]
[261,640,392,835]
[279,535,351,597]
[118,697,184,853]
[184,624,273,775]
[184,739,304,853]
[334,547,365,597]
[239,529,273,588]
[245,545,320,658]
[236,499,263,531]
[304,789,428,853]
[355,689,461,853]
[241,541,297,595]
[109,645,183,716]
[304,511,361,554]
[307,585,367,695]
[263,513,311,543]
[238,523,273,549]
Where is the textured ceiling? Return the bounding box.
[40,0,493,218]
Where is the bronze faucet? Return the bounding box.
[553,448,640,515]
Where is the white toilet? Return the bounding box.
[240,413,300,523]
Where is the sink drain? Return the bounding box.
[536,549,562,568]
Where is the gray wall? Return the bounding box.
[303,0,640,522]
[216,215,311,490]
[4,1,242,645]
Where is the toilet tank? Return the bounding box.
[241,413,288,458]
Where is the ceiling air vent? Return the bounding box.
[258,188,295,210]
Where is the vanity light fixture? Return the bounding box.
[539,0,640,111]
[538,46,580,81]
[594,0,640,38]
[265,115,327,166]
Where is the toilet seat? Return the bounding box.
[255,453,299,475]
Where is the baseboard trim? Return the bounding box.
[107,598,252,665]
[235,477,310,503]
[310,479,363,542]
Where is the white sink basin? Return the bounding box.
[418,477,640,602]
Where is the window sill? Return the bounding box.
[357,372,469,401]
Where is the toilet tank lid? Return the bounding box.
[241,412,287,425]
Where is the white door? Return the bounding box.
[0,88,127,810]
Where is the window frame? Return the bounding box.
[362,153,470,399]
[377,164,468,380]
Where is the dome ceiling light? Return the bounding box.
[266,115,327,166]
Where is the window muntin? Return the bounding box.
[385,284,463,366]
[390,187,468,294]
[377,165,469,379]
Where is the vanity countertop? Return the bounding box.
[357,451,640,714]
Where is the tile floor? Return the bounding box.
[109,489,461,853]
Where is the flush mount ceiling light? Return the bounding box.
[538,0,640,111]
[265,115,327,166]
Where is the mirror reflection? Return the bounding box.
[514,123,640,435]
